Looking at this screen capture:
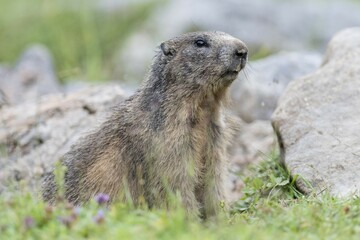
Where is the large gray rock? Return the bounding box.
[0,45,60,105]
[0,85,128,193]
[272,28,360,197]
[230,52,321,122]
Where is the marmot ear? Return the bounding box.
[160,42,176,57]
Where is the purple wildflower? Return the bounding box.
[58,215,76,228]
[23,216,35,229]
[72,206,81,216]
[94,193,110,205]
[93,209,105,224]
[70,207,81,220]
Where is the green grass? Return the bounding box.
[0,0,160,82]
[249,46,274,61]
[1,154,359,239]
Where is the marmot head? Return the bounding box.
[154,31,248,94]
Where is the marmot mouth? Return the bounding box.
[223,70,240,77]
[219,70,240,84]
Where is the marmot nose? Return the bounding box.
[234,47,248,70]
[234,49,248,60]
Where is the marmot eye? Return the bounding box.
[195,39,208,48]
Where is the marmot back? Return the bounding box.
[43,31,248,218]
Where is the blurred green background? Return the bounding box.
[1,0,360,84]
[0,0,160,82]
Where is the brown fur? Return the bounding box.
[42,31,248,218]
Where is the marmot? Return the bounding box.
[43,31,248,218]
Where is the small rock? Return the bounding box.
[0,45,61,105]
[0,89,8,109]
[0,66,9,108]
